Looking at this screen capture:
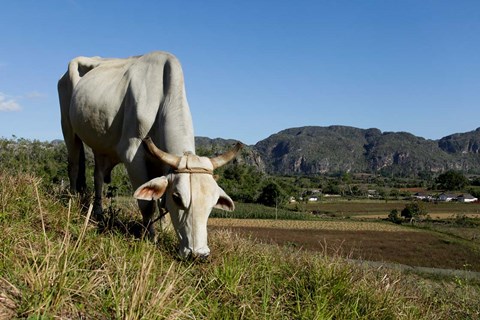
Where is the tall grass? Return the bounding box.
[211,202,318,220]
[1,171,479,319]
[0,172,193,319]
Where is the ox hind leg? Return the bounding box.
[92,154,117,223]
[64,134,88,209]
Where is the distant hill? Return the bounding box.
[196,126,480,176]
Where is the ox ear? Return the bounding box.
[214,187,235,211]
[134,177,168,201]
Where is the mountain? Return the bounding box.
[195,136,266,171]
[438,128,480,154]
[196,126,480,176]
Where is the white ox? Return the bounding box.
[58,51,241,259]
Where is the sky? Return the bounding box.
[0,1,479,145]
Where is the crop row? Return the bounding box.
[208,218,416,232]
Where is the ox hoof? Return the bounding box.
[178,248,210,262]
[194,253,210,262]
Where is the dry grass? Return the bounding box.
[209,217,416,232]
[1,171,480,319]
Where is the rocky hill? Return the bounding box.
[196,126,480,176]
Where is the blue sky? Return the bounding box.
[1,1,479,145]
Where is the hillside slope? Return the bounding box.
[213,126,480,176]
[3,126,479,177]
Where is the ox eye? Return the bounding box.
[172,192,183,207]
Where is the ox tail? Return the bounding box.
[76,138,87,193]
[68,135,89,212]
[68,56,102,87]
[58,69,87,196]
[74,137,89,212]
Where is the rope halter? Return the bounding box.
[173,153,214,175]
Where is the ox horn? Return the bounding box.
[210,142,243,169]
[143,137,181,169]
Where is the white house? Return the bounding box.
[438,193,457,202]
[413,192,432,201]
[457,194,478,203]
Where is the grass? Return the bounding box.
[1,171,480,319]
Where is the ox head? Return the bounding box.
[134,137,242,259]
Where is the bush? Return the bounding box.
[388,209,402,224]
[401,202,427,221]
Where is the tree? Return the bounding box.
[323,179,340,195]
[217,164,264,202]
[436,170,468,191]
[389,189,400,200]
[341,172,353,196]
[471,177,480,187]
[257,181,286,207]
[401,201,427,222]
[377,188,387,200]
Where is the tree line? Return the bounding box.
[1,137,479,208]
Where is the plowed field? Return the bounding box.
[208,218,480,272]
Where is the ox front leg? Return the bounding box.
[138,199,157,241]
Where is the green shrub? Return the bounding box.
[388,209,402,224]
[401,201,427,221]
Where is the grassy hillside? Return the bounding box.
[1,172,479,319]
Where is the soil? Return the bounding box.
[209,225,480,272]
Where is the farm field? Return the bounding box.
[113,200,480,273]
[209,217,480,272]
[293,200,480,219]
[354,212,480,219]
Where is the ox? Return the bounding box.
[58,51,241,259]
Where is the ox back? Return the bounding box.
[58,51,239,259]
[58,51,195,229]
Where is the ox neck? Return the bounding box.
[157,105,196,156]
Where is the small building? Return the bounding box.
[457,194,478,203]
[367,190,378,198]
[437,193,457,202]
[413,192,431,201]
